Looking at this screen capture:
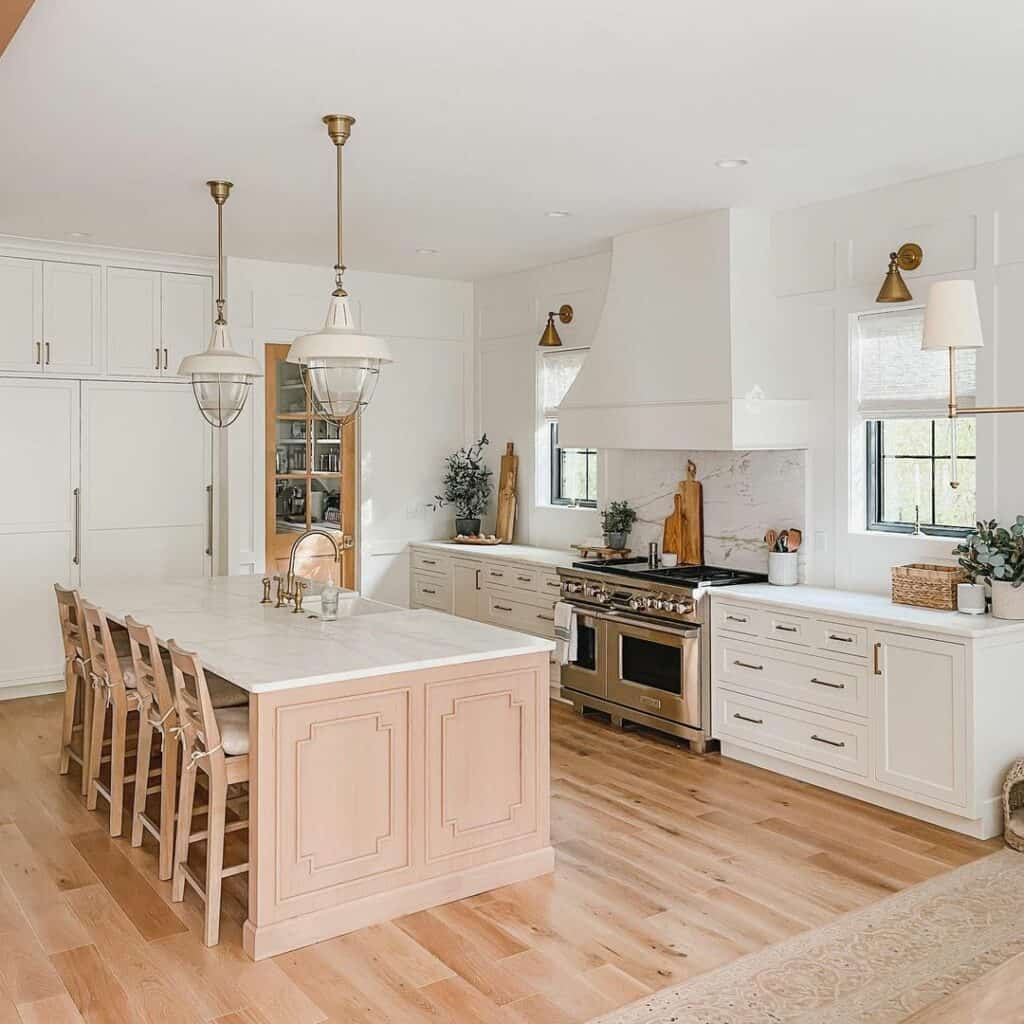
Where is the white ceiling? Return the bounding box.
[2,0,1024,280]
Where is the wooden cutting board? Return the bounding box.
[662,460,704,564]
[495,442,518,543]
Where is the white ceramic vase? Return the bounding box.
[768,551,799,586]
[956,582,987,615]
[991,580,1024,620]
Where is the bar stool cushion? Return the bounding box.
[213,707,249,756]
[207,674,248,709]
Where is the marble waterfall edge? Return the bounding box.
[603,449,806,574]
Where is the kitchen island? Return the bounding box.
[85,576,555,959]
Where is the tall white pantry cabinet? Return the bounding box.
[0,241,216,697]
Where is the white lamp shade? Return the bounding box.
[922,280,984,350]
[177,324,264,377]
[286,295,394,366]
[178,323,262,429]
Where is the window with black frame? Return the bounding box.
[540,348,597,508]
[856,307,976,537]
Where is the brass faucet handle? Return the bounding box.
[260,577,272,604]
[274,575,287,609]
[293,579,307,614]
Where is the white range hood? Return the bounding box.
[557,208,808,451]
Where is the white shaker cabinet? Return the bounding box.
[872,630,967,808]
[0,256,42,372]
[42,261,102,374]
[161,272,212,379]
[106,267,162,375]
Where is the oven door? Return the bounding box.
[605,614,701,727]
[560,609,606,698]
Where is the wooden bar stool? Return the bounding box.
[168,640,250,946]
[125,617,247,880]
[55,585,94,796]
[82,601,150,837]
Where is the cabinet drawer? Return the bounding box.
[815,619,869,659]
[717,639,869,717]
[412,550,450,575]
[713,602,766,637]
[763,609,812,646]
[412,574,451,611]
[485,592,554,636]
[540,573,564,597]
[483,563,537,592]
[715,688,868,778]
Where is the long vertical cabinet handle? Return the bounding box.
[873,641,882,676]
[73,488,81,566]
[205,484,214,557]
[45,342,51,365]
[163,348,168,371]
[35,342,42,365]
[156,347,161,370]
[475,568,481,591]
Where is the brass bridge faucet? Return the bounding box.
[271,528,342,612]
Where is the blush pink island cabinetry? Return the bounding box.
[84,576,554,959]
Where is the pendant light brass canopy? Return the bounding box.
[178,179,263,428]
[876,242,923,303]
[538,304,574,347]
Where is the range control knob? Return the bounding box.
[645,594,663,611]
[563,581,583,595]
[662,599,679,614]
[628,596,644,612]
[592,589,610,604]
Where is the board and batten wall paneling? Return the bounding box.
[226,257,473,605]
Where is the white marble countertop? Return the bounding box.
[714,583,1024,639]
[86,576,554,693]
[410,540,576,569]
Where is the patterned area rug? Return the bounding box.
[589,849,1024,1024]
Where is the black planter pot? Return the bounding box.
[455,517,481,537]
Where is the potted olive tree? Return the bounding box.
[434,435,493,537]
[600,500,637,551]
[954,518,1024,619]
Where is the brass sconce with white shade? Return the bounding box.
[876,242,923,303]
[287,115,393,422]
[537,304,574,347]
[178,180,263,428]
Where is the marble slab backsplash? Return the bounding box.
[603,449,806,573]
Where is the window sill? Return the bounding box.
[848,529,958,547]
[536,503,598,514]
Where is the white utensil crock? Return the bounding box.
[991,580,1024,619]
[768,552,799,586]
[956,582,987,615]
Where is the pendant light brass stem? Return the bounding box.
[322,115,355,297]
[206,179,233,325]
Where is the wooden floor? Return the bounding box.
[0,694,1001,1024]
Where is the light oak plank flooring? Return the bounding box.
[0,694,1000,1023]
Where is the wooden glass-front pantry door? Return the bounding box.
[264,343,356,587]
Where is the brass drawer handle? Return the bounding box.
[422,587,437,595]
[775,624,798,633]
[725,614,748,623]
[733,713,763,725]
[494,604,512,612]
[811,677,845,690]
[421,558,437,565]
[517,575,532,582]
[546,580,560,588]
[828,633,854,643]
[490,571,504,577]
[537,613,554,621]
[811,733,846,748]
[733,660,764,671]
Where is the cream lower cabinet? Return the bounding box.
[410,544,564,685]
[712,594,1024,839]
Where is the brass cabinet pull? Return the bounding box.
[205,484,213,557]
[156,347,161,370]
[72,487,81,566]
[733,712,763,725]
[811,677,845,689]
[828,633,854,643]
[775,624,798,633]
[45,341,51,364]
[490,570,504,578]
[422,587,437,595]
[811,733,846,748]
[35,341,42,365]
[475,568,481,590]
[733,659,764,671]
[163,347,168,370]
[422,558,436,565]
[873,641,882,675]
[725,614,748,623]
[517,575,532,582]
[537,613,554,621]
[494,604,512,612]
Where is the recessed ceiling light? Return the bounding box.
[714,159,749,169]
[67,231,92,239]
[545,210,571,218]
[416,247,440,255]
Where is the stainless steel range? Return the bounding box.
[557,557,767,752]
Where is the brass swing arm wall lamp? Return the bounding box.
[537,304,574,347]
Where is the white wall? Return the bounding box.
[226,257,473,605]
[773,154,1024,592]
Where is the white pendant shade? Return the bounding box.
[287,294,393,420]
[179,323,262,428]
[922,280,985,350]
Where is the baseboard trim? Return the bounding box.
[243,845,555,960]
[0,680,64,702]
[721,741,998,840]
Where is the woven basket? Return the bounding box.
[1003,759,1024,852]
[891,563,965,610]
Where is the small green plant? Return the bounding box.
[433,435,493,519]
[600,500,637,537]
[954,518,1024,587]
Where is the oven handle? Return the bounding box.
[594,608,700,640]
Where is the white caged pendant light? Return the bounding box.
[178,180,262,428]
[287,115,393,421]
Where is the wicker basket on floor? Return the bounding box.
[891,563,965,610]
[1002,759,1024,852]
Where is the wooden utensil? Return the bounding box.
[786,528,802,552]
[662,493,683,557]
[764,529,778,550]
[495,442,518,543]
[679,460,704,565]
